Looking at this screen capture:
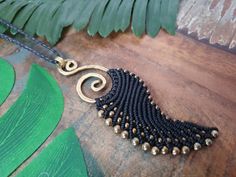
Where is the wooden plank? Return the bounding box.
[177,0,236,52]
[0,30,236,177]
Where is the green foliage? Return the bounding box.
[17,128,88,177]
[0,64,64,176]
[0,58,15,105]
[0,0,179,44]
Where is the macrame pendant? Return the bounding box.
[56,58,219,156]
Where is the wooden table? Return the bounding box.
[0,29,236,177]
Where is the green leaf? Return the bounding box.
[17,128,88,177]
[0,0,28,33]
[98,0,122,37]
[87,0,109,36]
[0,64,64,176]
[146,0,161,37]
[0,58,15,105]
[131,0,149,37]
[0,0,180,44]
[114,0,134,32]
[160,0,179,35]
[73,0,98,31]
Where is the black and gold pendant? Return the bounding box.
[56,57,219,156]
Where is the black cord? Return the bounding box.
[0,18,61,64]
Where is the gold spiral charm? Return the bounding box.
[55,57,108,103]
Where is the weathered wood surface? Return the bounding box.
[0,30,236,177]
[178,0,236,52]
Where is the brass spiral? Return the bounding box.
[55,57,108,103]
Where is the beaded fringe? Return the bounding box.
[96,68,219,156]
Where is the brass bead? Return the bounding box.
[166,138,171,142]
[103,105,108,109]
[121,131,128,139]
[205,138,212,146]
[98,110,104,118]
[105,118,112,126]
[132,128,137,134]
[161,146,168,155]
[109,111,115,117]
[125,123,129,128]
[141,132,145,137]
[151,146,160,156]
[142,142,151,152]
[117,117,122,124]
[132,137,139,146]
[181,146,190,154]
[196,134,201,138]
[211,130,219,138]
[114,125,121,134]
[194,142,201,151]
[172,147,180,156]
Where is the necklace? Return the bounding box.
[0,18,219,156]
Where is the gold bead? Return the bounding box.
[121,131,128,139]
[194,142,201,151]
[172,147,180,156]
[103,105,108,109]
[125,123,129,128]
[211,130,219,138]
[196,134,201,138]
[98,110,104,118]
[114,125,121,134]
[109,111,115,117]
[132,128,137,134]
[166,138,171,142]
[151,146,160,156]
[142,142,151,152]
[132,137,139,146]
[141,132,145,137]
[117,117,122,124]
[205,138,212,146]
[161,146,168,155]
[105,118,112,126]
[181,146,190,154]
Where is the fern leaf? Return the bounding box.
[0,0,180,44]
[0,58,15,105]
[17,128,88,177]
[0,64,64,176]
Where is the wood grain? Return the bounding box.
[177,0,236,52]
[0,30,236,177]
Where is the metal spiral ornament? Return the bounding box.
[55,57,108,103]
[56,57,219,156]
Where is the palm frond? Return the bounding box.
[0,0,180,44]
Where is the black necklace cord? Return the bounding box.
[0,18,61,64]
